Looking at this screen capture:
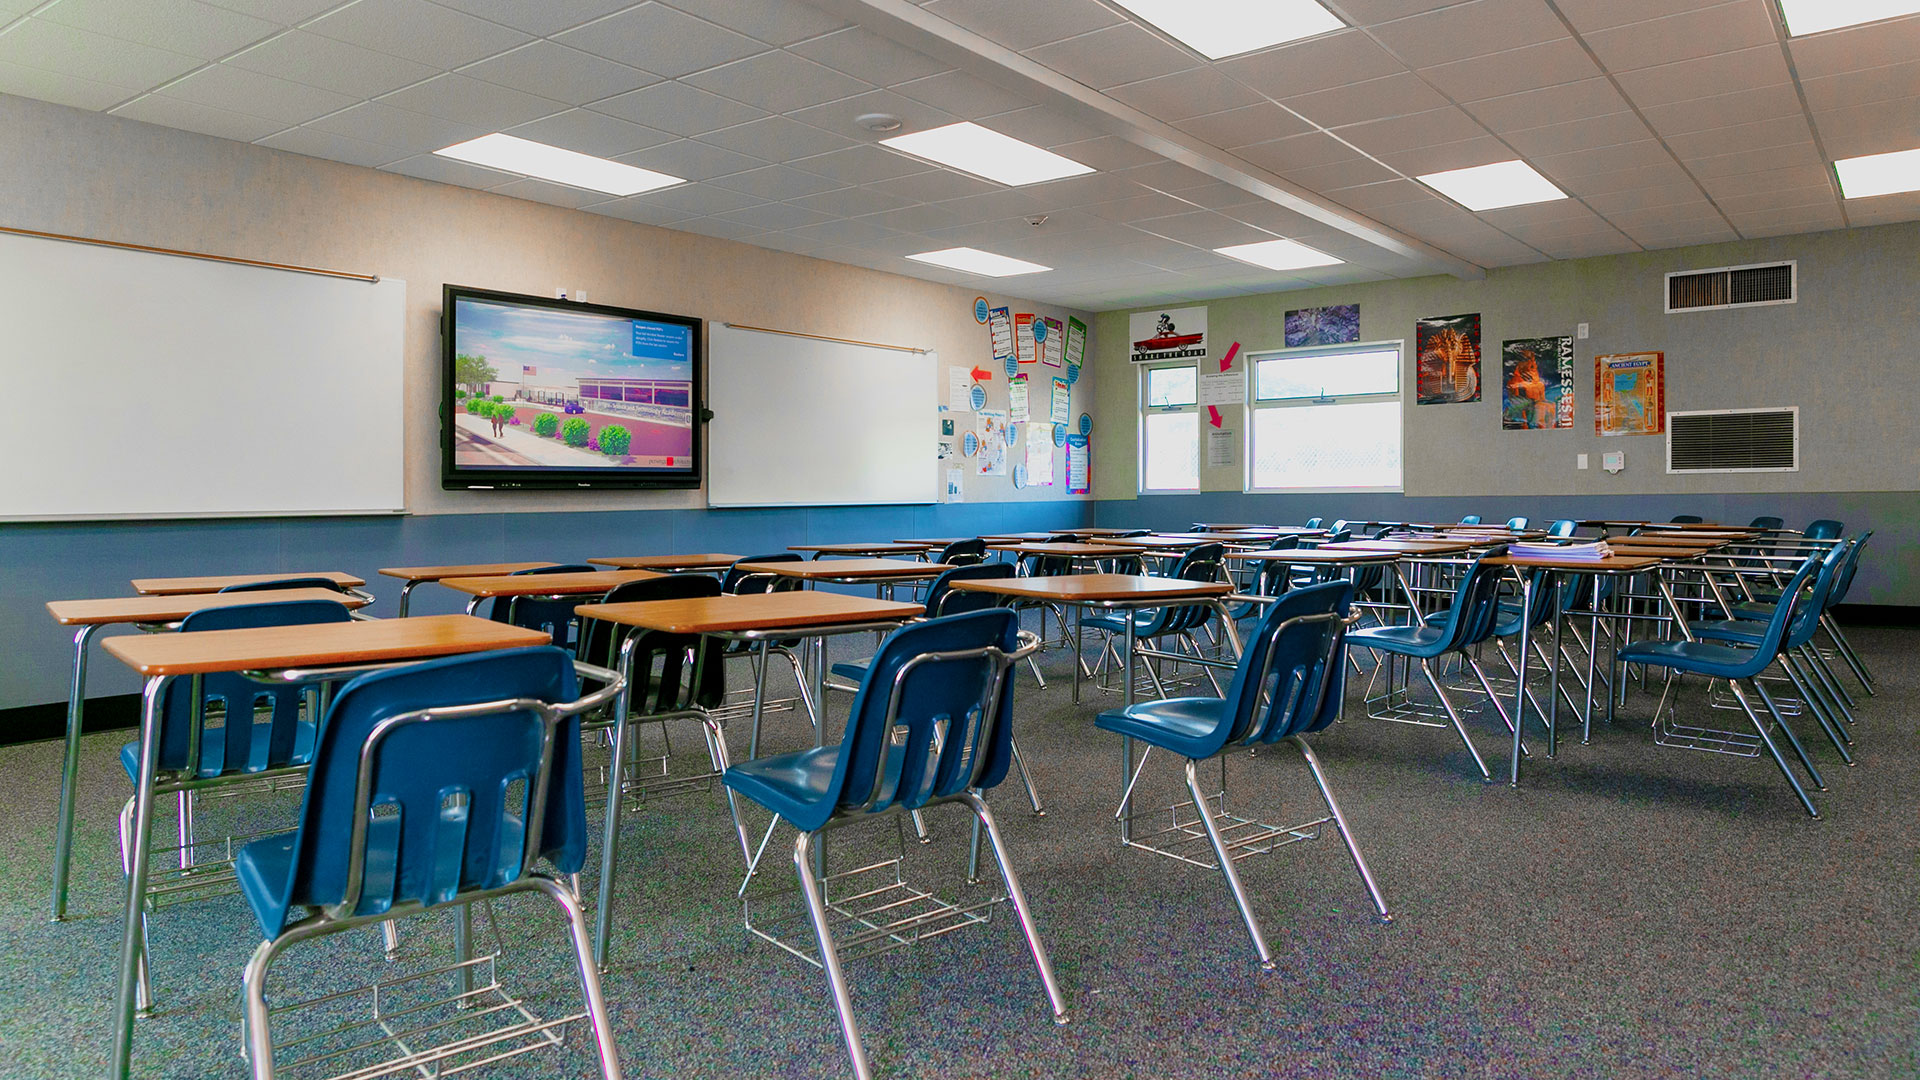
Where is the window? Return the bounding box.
[1140,362,1198,491]
[1248,343,1402,492]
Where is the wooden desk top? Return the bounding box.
[738,558,949,581]
[436,569,662,598]
[978,532,1062,542]
[1635,528,1757,539]
[1604,545,1709,559]
[789,542,933,557]
[1071,527,1149,536]
[1147,532,1275,545]
[48,588,370,627]
[949,573,1233,604]
[378,562,556,582]
[575,591,922,635]
[1088,535,1215,550]
[881,539,955,550]
[1482,554,1664,572]
[1326,539,1480,555]
[588,554,741,571]
[102,614,549,678]
[132,571,366,595]
[988,541,1144,557]
[1225,547,1400,565]
[1604,534,1728,548]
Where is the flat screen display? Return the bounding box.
[441,285,701,489]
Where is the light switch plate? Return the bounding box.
[1577,453,1589,470]
[1577,322,1589,339]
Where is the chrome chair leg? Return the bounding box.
[1009,737,1045,816]
[1779,656,1854,763]
[530,877,626,1080]
[1748,678,1825,790]
[1420,659,1493,782]
[960,792,1070,1024]
[1726,679,1819,817]
[778,647,821,730]
[1184,759,1273,968]
[117,796,155,1015]
[1290,737,1390,922]
[793,830,874,1080]
[1818,613,1875,694]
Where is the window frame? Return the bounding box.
[1244,338,1406,495]
[1138,359,1201,494]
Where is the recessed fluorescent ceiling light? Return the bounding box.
[880,122,1092,187]
[906,247,1051,277]
[1109,0,1345,59]
[1416,159,1567,211]
[1834,147,1920,198]
[1214,238,1343,271]
[1777,0,1920,35]
[435,133,683,196]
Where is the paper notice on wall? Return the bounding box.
[977,410,1009,476]
[937,439,954,460]
[1066,433,1090,494]
[1040,317,1064,367]
[1025,431,1054,485]
[1208,428,1237,468]
[1008,375,1030,423]
[945,468,965,502]
[1015,313,1036,366]
[1064,316,1087,370]
[949,367,974,413]
[988,306,1015,368]
[1199,349,1244,406]
[1049,376,1070,424]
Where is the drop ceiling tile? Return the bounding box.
[1112,160,1218,192]
[305,0,530,69]
[749,232,837,256]
[932,186,1048,223]
[1604,200,1727,230]
[1464,78,1631,132]
[1106,67,1264,123]
[380,73,564,128]
[1582,2,1779,73]
[1556,159,1693,194]
[630,182,763,214]
[1275,155,1400,191]
[1663,115,1815,160]
[505,108,675,157]
[229,31,440,97]
[112,93,284,141]
[0,18,203,90]
[859,203,961,233]
[1215,31,1405,100]
[1535,233,1641,259]
[1170,180,1268,210]
[381,151,518,189]
[460,42,657,107]
[160,63,358,125]
[864,167,999,202]
[697,115,857,161]
[1683,141,1822,178]
[787,143,931,184]
[787,186,917,218]
[1835,191,1920,226]
[672,216,767,241]
[1713,184,1837,214]
[1809,99,1920,159]
[1376,136,1514,176]
[653,0,850,47]
[584,194,701,225]
[1237,131,1366,173]
[1174,102,1314,149]
[1282,72,1451,128]
[1619,221,1741,247]
[1335,107,1489,157]
[1416,37,1602,103]
[198,0,341,22]
[488,176,608,209]
[1799,59,1920,113]
[714,201,834,230]
[1612,46,1790,106]
[1023,171,1164,207]
[39,0,280,60]
[1583,182,1708,214]
[1082,190,1207,223]
[891,68,1033,118]
[310,100,480,151]
[1785,14,1920,79]
[1132,210,1274,248]
[616,138,765,180]
[1479,198,1605,227]
[0,58,127,110]
[1325,178,1433,210]
[430,0,634,38]
[1696,164,1831,199]
[1553,0,1744,33]
[1534,139,1672,179]
[1368,197,1491,231]
[1503,111,1652,158]
[685,49,873,112]
[1221,201,1326,237]
[704,164,845,200]
[260,124,406,167]
[1021,23,1196,91]
[1638,83,1804,136]
[788,89,960,138]
[1051,135,1165,171]
[1368,0,1572,68]
[1730,207,1847,238]
[976,105,1104,149]
[783,216,896,246]
[590,81,766,136]
[925,0,1123,51]
[788,26,949,86]
[555,4,765,80]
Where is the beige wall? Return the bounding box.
[0,92,1092,514]
[1092,222,1920,501]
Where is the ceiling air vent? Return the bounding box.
[1666,261,1795,312]
[1668,408,1798,473]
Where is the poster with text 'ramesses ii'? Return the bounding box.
[1416,312,1482,404]
[1501,336,1575,430]
[1594,352,1665,436]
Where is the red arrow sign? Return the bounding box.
[970,365,992,381]
[1220,341,1240,373]
[1207,405,1223,428]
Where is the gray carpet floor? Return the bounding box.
[2,622,1914,1079]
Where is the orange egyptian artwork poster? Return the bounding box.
[1502,336,1575,429]
[1594,352,1666,436]
[1416,312,1481,404]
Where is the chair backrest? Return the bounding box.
[1504,516,1529,531]
[218,577,349,594]
[1140,543,1227,636]
[1330,519,1353,534]
[936,537,987,566]
[575,574,726,713]
[928,562,1015,616]
[1670,514,1704,523]
[1023,535,1083,577]
[823,610,1024,824]
[1779,541,1851,649]
[722,553,802,595]
[1748,516,1784,530]
[1727,553,1824,675]
[1829,530,1870,604]
[155,599,356,776]
[1419,547,1510,651]
[1245,536,1301,598]
[255,646,589,934]
[1803,518,1844,541]
[1458,515,1481,525]
[1217,581,1353,753]
[1302,517,1323,529]
[1547,519,1577,538]
[489,564,600,646]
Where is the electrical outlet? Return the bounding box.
[556,287,568,299]
[574,289,587,303]
[1577,322,1589,339]
[1577,453,1589,470]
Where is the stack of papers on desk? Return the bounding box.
[1510,540,1612,560]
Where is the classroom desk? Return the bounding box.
[979,531,1064,543]
[100,614,557,1080]
[789,542,935,559]
[892,537,969,549]
[988,541,1147,564]
[587,553,742,573]
[570,590,921,965]
[40,588,373,923]
[736,558,950,590]
[131,570,366,595]
[1225,547,1417,620]
[378,562,557,616]
[1071,526,1153,536]
[435,569,664,615]
[1086,534,1218,552]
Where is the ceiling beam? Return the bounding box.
[803,0,1486,280]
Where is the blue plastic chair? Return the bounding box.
[1547,519,1577,538]
[1617,554,1826,817]
[1748,516,1784,531]
[720,553,818,736]
[1458,515,1482,526]
[1302,517,1324,530]
[488,563,599,647]
[219,577,352,595]
[1348,549,1517,781]
[1803,519,1844,541]
[1084,543,1230,698]
[115,598,355,1014]
[722,610,1066,1080]
[1504,516,1530,531]
[235,646,621,1080]
[933,537,987,567]
[1096,582,1388,966]
[1670,514,1705,524]
[1228,535,1300,621]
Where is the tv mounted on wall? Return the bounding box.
[441,285,702,490]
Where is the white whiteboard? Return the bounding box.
[708,324,936,507]
[0,231,405,520]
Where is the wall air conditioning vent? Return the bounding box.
[1666,260,1795,312]
[1668,408,1798,473]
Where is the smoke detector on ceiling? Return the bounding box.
[856,113,903,133]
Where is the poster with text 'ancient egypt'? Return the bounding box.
[1594,352,1665,436]
[1501,336,1575,430]
[1416,312,1481,404]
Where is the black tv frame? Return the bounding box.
[440,284,703,491]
